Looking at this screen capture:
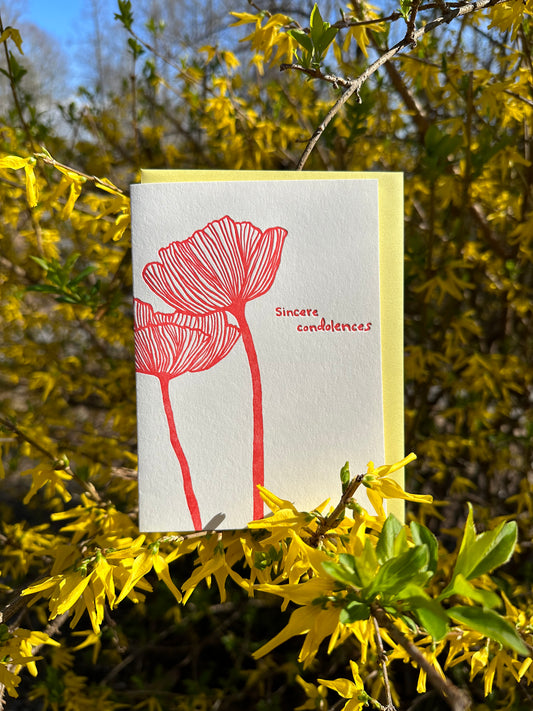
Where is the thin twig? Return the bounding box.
[280,63,352,88]
[248,0,270,15]
[0,14,37,152]
[307,472,365,547]
[504,89,533,109]
[372,616,397,711]
[332,11,403,29]
[33,153,126,196]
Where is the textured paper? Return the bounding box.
[132,174,402,532]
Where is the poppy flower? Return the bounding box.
[142,215,287,317]
[135,300,240,374]
[134,319,208,379]
[142,217,288,521]
[134,299,241,530]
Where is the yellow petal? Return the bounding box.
[0,27,24,53]
[115,548,154,604]
[153,554,182,603]
[318,676,357,698]
[24,163,38,207]
[22,575,60,597]
[374,477,433,504]
[55,572,92,615]
[62,178,84,219]
[0,155,27,170]
[253,605,318,659]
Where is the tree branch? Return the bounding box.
[372,606,471,711]
[295,0,508,169]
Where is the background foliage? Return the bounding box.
[0,0,532,709]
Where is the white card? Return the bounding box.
[131,179,384,531]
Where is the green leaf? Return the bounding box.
[339,600,371,624]
[410,521,438,576]
[466,522,517,580]
[400,0,412,20]
[322,557,362,588]
[450,505,517,585]
[287,29,314,55]
[307,4,337,59]
[26,284,62,294]
[114,0,134,30]
[404,589,449,641]
[448,606,529,656]
[57,295,82,304]
[309,4,324,44]
[356,538,379,588]
[338,553,357,573]
[315,25,338,55]
[29,255,50,271]
[376,514,403,564]
[64,252,81,271]
[0,624,10,642]
[127,37,145,60]
[70,265,98,286]
[365,545,429,598]
[400,614,419,634]
[393,528,409,557]
[440,573,501,609]
[7,52,27,83]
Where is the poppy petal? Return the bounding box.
[242,226,288,302]
[134,324,208,377]
[170,311,241,372]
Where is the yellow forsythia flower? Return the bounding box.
[0,154,38,206]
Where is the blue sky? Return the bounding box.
[23,0,116,40]
[13,0,122,90]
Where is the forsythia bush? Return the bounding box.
[1,1,532,709]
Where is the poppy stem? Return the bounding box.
[159,377,203,531]
[231,304,264,520]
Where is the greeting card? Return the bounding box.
[131,173,403,532]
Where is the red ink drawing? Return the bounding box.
[141,216,288,521]
[134,299,241,529]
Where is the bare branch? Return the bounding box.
[405,0,423,46]
[280,63,352,88]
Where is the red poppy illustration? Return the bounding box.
[134,299,241,530]
[142,216,288,520]
[135,300,240,373]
